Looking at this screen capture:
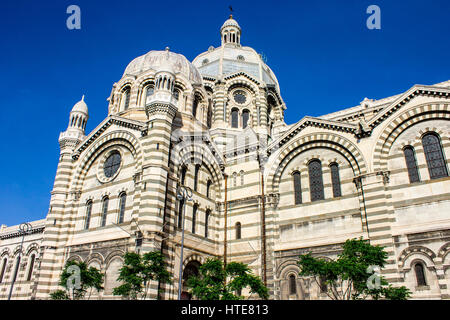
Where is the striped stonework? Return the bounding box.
[2,18,450,300]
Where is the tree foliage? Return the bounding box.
[49,260,104,300]
[113,251,172,300]
[186,258,269,300]
[297,238,411,300]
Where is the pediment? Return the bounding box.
[367,85,450,129]
[267,116,357,155]
[73,115,147,159]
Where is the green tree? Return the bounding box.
[186,258,269,300]
[113,251,172,300]
[297,238,411,300]
[49,260,104,300]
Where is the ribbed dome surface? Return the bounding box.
[71,96,88,114]
[123,50,203,84]
[221,15,241,31]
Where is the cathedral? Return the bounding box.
[1,16,450,300]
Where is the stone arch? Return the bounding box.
[0,248,10,258]
[104,254,124,295]
[276,259,300,279]
[266,132,366,194]
[182,253,205,269]
[171,140,223,194]
[86,252,105,266]
[104,250,125,268]
[12,245,23,257]
[398,245,436,269]
[25,243,40,256]
[372,102,450,171]
[224,75,260,95]
[66,254,83,263]
[180,255,204,300]
[71,130,143,190]
[438,242,450,265]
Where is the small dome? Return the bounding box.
[221,15,241,31]
[123,49,202,84]
[71,95,88,114]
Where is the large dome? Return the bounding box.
[123,49,203,84]
[193,16,280,92]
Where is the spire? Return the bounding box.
[221,15,241,46]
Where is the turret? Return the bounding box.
[58,96,89,152]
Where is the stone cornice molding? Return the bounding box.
[266,116,358,155]
[367,85,450,129]
[145,102,178,119]
[0,226,45,240]
[223,71,261,86]
[72,116,147,160]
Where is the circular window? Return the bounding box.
[233,90,247,104]
[104,152,121,178]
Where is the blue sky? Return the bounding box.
[0,0,449,226]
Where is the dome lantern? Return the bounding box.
[221,15,241,46]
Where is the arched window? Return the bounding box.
[308,159,324,202]
[330,163,342,198]
[11,256,21,284]
[289,274,297,295]
[145,85,154,104]
[207,100,212,128]
[101,197,109,227]
[231,108,239,128]
[205,209,210,238]
[84,200,92,230]
[239,171,244,185]
[122,87,131,110]
[293,171,302,205]
[415,262,427,286]
[206,180,212,199]
[173,89,180,101]
[242,109,250,128]
[178,199,184,228]
[0,258,7,283]
[194,164,200,192]
[422,133,448,179]
[403,146,420,183]
[235,222,241,240]
[118,193,126,224]
[192,96,199,117]
[27,254,36,281]
[192,204,198,234]
[180,166,187,185]
[233,172,237,187]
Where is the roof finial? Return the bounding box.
[228,5,233,18]
[81,94,85,101]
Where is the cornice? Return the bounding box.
[267,116,358,155]
[223,71,261,86]
[72,115,147,160]
[145,102,178,119]
[367,85,450,129]
[0,226,45,240]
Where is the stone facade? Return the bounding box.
[1,16,449,300]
